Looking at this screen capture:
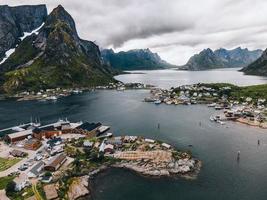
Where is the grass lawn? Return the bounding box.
[0,157,21,172]
[0,175,15,190]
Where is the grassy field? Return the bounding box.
[0,157,21,172]
[0,175,15,190]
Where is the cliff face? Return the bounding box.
[101,48,175,70]
[180,47,262,71]
[0,5,116,93]
[241,49,267,76]
[0,5,47,60]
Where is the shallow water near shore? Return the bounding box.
[1,69,267,200]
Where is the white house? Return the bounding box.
[14,173,29,191]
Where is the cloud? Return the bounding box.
[2,0,267,65]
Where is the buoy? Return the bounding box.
[258,140,260,145]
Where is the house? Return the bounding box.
[161,143,171,149]
[5,130,32,143]
[104,144,114,153]
[27,161,45,178]
[44,154,67,172]
[145,138,155,143]
[14,173,29,191]
[106,137,123,146]
[74,122,102,136]
[10,149,27,157]
[24,139,42,150]
[83,140,93,147]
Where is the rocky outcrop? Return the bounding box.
[101,48,175,70]
[180,47,262,71]
[67,176,90,200]
[0,5,116,93]
[0,5,47,60]
[241,48,267,76]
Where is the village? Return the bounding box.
[2,82,153,102]
[144,83,267,129]
[0,119,200,200]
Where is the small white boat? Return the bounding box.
[210,116,215,121]
[46,96,57,100]
[208,103,216,107]
[154,100,161,104]
[117,87,125,91]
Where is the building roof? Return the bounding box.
[77,122,102,131]
[46,154,66,169]
[14,173,28,185]
[29,161,45,176]
[7,129,32,139]
[10,149,26,157]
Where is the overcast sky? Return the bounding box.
[2,0,267,65]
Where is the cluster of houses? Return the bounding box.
[2,119,111,192]
[96,82,151,91]
[15,88,84,101]
[144,84,267,128]
[144,84,229,105]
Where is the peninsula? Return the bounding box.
[0,120,200,200]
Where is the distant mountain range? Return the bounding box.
[101,48,175,70]
[179,47,263,71]
[0,5,117,93]
[241,48,267,76]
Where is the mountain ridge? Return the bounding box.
[101,48,175,70]
[0,5,116,93]
[241,48,267,76]
[179,47,262,71]
[0,4,47,61]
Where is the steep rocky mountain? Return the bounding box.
[0,5,47,61]
[101,48,175,70]
[0,5,116,93]
[241,49,267,76]
[179,47,262,71]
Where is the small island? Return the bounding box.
[0,120,200,200]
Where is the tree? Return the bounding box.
[6,181,16,195]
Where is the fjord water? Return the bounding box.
[115,68,267,89]
[1,69,267,200]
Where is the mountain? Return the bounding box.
[0,5,116,93]
[241,49,267,76]
[101,48,175,70]
[0,5,47,61]
[179,47,262,71]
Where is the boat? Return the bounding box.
[154,100,161,105]
[46,96,58,101]
[215,105,223,110]
[210,116,215,121]
[117,87,125,91]
[208,103,216,107]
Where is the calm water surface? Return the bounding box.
[115,68,267,88]
[1,69,267,200]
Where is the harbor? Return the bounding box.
[0,116,200,199]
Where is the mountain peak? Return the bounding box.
[45,4,77,35]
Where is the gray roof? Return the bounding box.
[30,161,44,176]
